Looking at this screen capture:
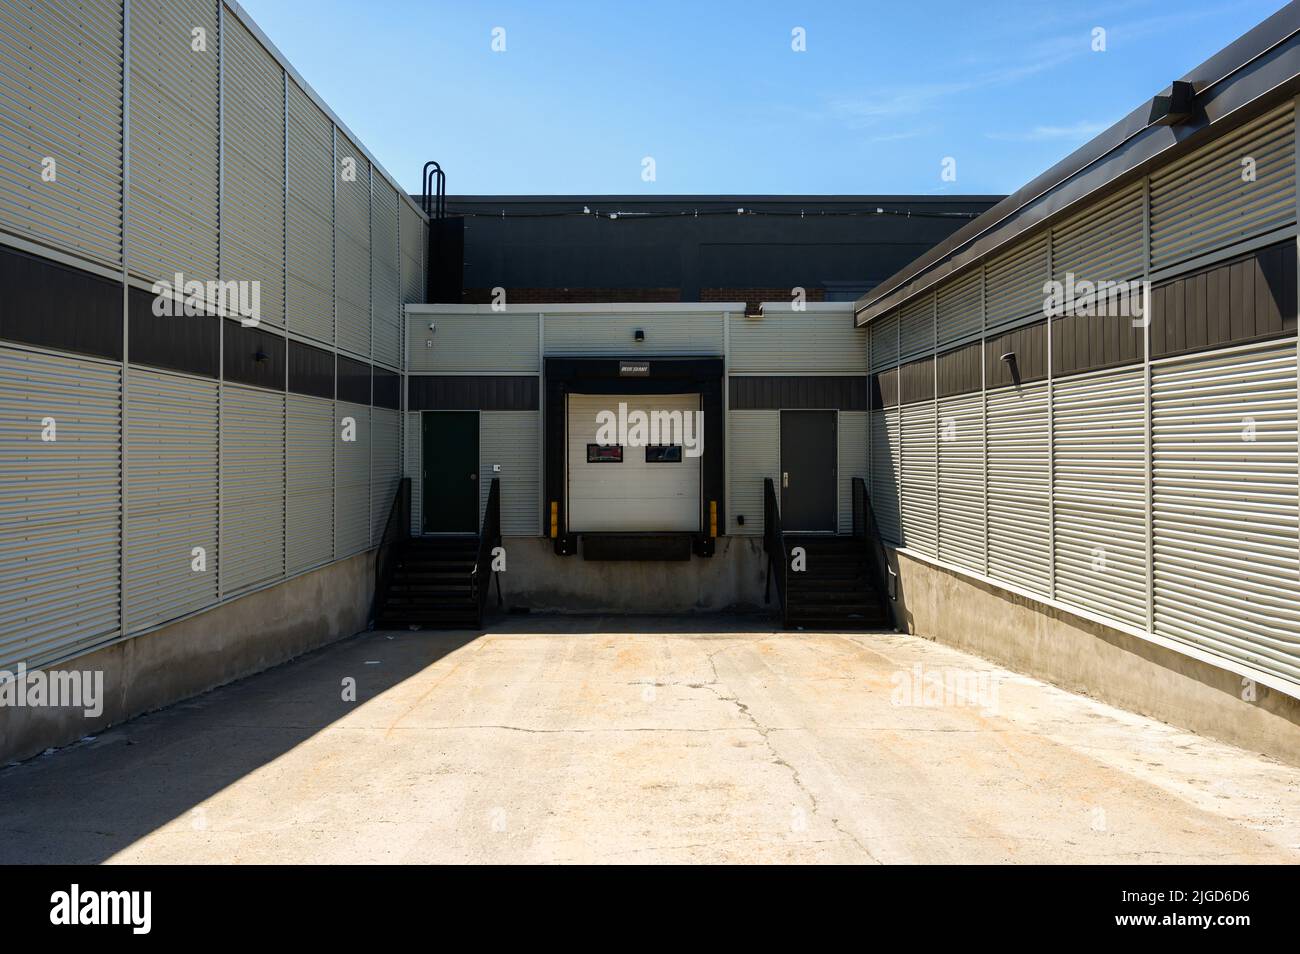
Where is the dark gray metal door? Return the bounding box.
[780,410,837,531]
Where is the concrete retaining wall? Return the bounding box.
[889,547,1300,766]
[0,551,374,765]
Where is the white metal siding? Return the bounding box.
[221,383,284,593]
[127,0,220,285]
[399,200,425,312]
[405,410,421,535]
[937,392,985,573]
[837,411,867,534]
[221,13,284,328]
[286,393,333,574]
[727,410,778,536]
[334,400,369,554]
[125,368,218,631]
[371,406,401,540]
[480,411,540,536]
[1150,103,1296,272]
[986,382,1050,595]
[935,270,982,349]
[334,132,369,357]
[985,234,1048,332]
[407,312,539,371]
[728,309,865,372]
[286,78,333,344]
[370,177,401,367]
[0,347,120,668]
[870,407,901,544]
[0,0,123,268]
[900,400,936,556]
[546,312,723,356]
[869,313,898,371]
[1051,183,1144,291]
[1151,341,1300,686]
[898,294,935,362]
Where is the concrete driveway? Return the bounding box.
[1,616,1297,864]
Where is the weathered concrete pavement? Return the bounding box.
[0,616,1297,864]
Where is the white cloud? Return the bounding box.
[985,120,1110,142]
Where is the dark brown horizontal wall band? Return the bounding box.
[223,318,285,389]
[1051,307,1144,379]
[872,368,899,409]
[985,319,1047,388]
[372,367,401,410]
[1152,240,1298,359]
[408,374,540,411]
[936,340,982,397]
[728,375,869,410]
[0,243,122,361]
[336,355,371,405]
[128,285,220,378]
[899,356,935,405]
[287,339,334,399]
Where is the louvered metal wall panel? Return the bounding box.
[1051,183,1144,290]
[370,176,401,367]
[937,392,985,573]
[900,400,936,556]
[127,0,220,285]
[334,132,370,357]
[405,410,421,535]
[869,312,898,371]
[985,234,1048,332]
[1052,366,1148,629]
[1150,103,1296,273]
[898,293,935,362]
[221,11,284,328]
[407,312,539,371]
[986,382,1050,594]
[399,199,425,312]
[285,78,333,344]
[0,347,120,669]
[837,411,867,534]
[545,312,724,356]
[728,308,865,372]
[286,392,333,573]
[1151,341,1300,687]
[870,407,901,544]
[727,410,778,536]
[334,399,370,554]
[125,368,218,631]
[221,383,284,593]
[480,411,540,535]
[0,0,123,268]
[935,270,982,349]
[371,406,401,540]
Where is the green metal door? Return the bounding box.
[422,412,480,533]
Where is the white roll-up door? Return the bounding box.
[125,368,219,631]
[0,347,120,669]
[480,411,540,535]
[898,294,934,362]
[1150,102,1295,273]
[371,406,402,539]
[334,132,370,357]
[335,400,370,554]
[370,177,401,367]
[1052,366,1148,629]
[405,410,422,535]
[221,383,284,593]
[127,0,220,285]
[986,382,1050,595]
[870,313,898,371]
[1152,340,1300,688]
[985,234,1048,333]
[727,409,779,536]
[937,392,985,573]
[869,407,901,544]
[837,411,867,534]
[936,270,982,349]
[286,393,333,574]
[900,400,936,556]
[286,79,333,344]
[221,13,284,328]
[0,0,123,269]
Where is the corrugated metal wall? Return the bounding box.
[371,177,401,367]
[869,407,901,544]
[935,270,982,349]
[1052,366,1148,629]
[869,313,899,371]
[286,78,334,344]
[984,234,1048,332]
[405,410,422,535]
[728,307,865,372]
[1052,183,1144,290]
[0,347,121,669]
[407,312,539,372]
[837,411,867,534]
[334,132,370,357]
[125,368,219,631]
[900,400,936,556]
[371,406,402,539]
[726,410,779,536]
[545,312,723,356]
[1151,341,1300,685]
[400,200,425,315]
[334,400,370,555]
[221,12,284,328]
[286,393,334,574]
[898,294,935,362]
[936,392,985,573]
[128,0,220,286]
[480,411,540,536]
[220,383,284,594]
[0,0,124,269]
[986,383,1050,595]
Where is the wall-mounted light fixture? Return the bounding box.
[1000,350,1021,386]
[428,321,436,333]
[634,328,645,342]
[744,301,763,319]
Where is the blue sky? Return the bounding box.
[240,0,1288,196]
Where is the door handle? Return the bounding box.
[782,471,789,488]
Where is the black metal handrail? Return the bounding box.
[370,477,410,624]
[471,477,503,626]
[852,477,897,619]
[763,477,788,625]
